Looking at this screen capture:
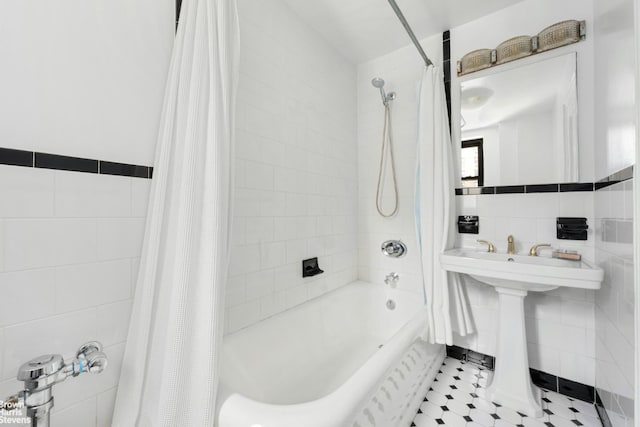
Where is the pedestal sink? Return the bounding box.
[440,248,603,417]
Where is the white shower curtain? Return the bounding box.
[111,0,239,425]
[415,66,474,345]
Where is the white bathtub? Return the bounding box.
[216,281,445,427]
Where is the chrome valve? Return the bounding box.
[381,240,407,258]
[6,341,107,427]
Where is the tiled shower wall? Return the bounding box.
[356,34,443,295]
[225,0,359,333]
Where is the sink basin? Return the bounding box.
[439,248,603,418]
[440,248,603,292]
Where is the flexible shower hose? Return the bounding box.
[376,103,399,217]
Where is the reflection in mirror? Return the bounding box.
[459,52,578,187]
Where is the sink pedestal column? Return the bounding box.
[486,287,542,418]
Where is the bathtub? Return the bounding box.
[216,281,445,427]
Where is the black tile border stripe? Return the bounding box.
[594,165,633,191]
[36,152,98,174]
[446,345,596,403]
[443,30,452,132]
[457,182,594,195]
[456,167,634,196]
[100,161,151,179]
[0,147,33,167]
[0,147,153,179]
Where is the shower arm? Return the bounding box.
[386,0,433,67]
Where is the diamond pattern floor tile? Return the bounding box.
[411,357,603,427]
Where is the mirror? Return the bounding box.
[459,52,578,187]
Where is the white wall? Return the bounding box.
[225,0,359,334]
[449,0,598,386]
[593,0,636,179]
[0,0,174,165]
[0,1,172,426]
[356,34,443,294]
[593,0,636,424]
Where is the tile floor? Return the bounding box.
[412,357,602,427]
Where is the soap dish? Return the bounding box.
[552,250,581,261]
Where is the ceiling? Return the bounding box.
[280,0,525,63]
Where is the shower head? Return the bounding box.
[371,77,385,88]
[371,77,395,106]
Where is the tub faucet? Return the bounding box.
[507,235,515,254]
[384,272,399,288]
[5,341,107,427]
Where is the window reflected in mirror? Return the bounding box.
[461,139,484,187]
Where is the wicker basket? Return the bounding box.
[538,20,582,52]
[458,49,493,76]
[495,36,533,64]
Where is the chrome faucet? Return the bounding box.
[384,272,400,288]
[4,341,107,427]
[507,235,515,254]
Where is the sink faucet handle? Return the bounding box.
[529,243,551,256]
[507,235,515,254]
[477,239,496,253]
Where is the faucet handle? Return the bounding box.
[75,341,107,374]
[83,351,108,374]
[529,243,551,256]
[477,239,496,253]
[76,341,103,359]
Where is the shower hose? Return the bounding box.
[376,103,399,217]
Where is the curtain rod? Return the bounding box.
[386,0,434,67]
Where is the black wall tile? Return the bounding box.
[35,153,98,174]
[0,148,33,167]
[446,345,466,361]
[559,378,595,403]
[560,183,594,192]
[526,184,559,193]
[530,369,558,392]
[496,185,525,194]
[100,161,150,179]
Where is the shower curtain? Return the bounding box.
[111,0,239,425]
[415,65,474,345]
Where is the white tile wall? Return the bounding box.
[594,180,635,424]
[0,164,150,425]
[452,191,596,385]
[356,33,444,296]
[225,0,359,334]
